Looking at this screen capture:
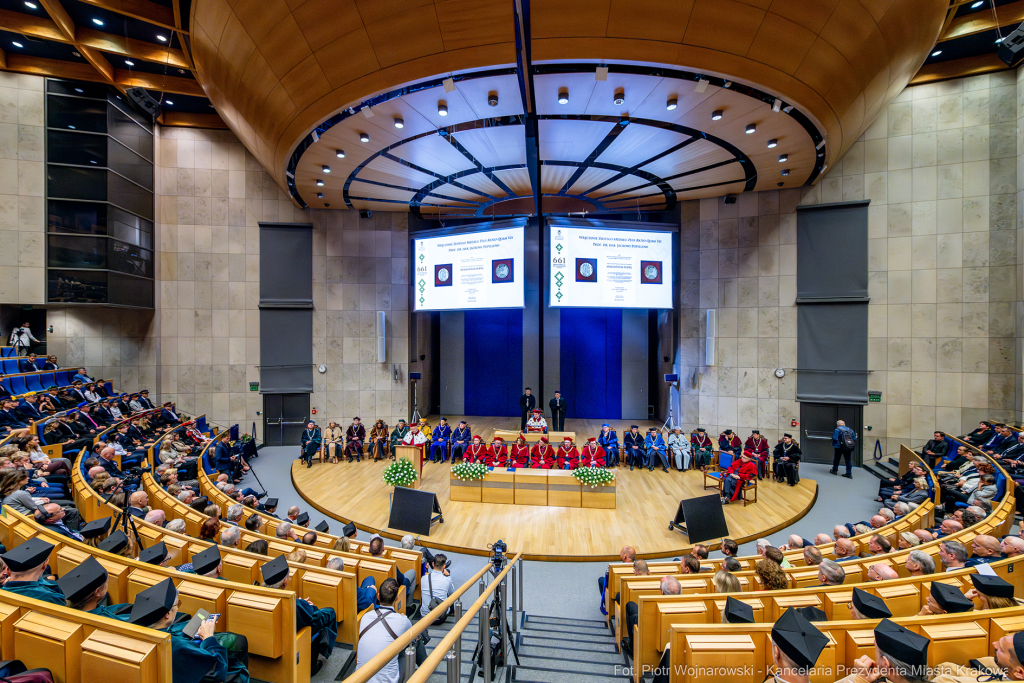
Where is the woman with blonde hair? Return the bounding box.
[965,574,1017,610]
[323,420,343,464]
[898,531,921,549]
[755,558,789,591]
[713,569,741,594]
[332,535,351,554]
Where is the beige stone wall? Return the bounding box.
[679,70,1019,455]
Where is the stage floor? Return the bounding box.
[291,417,818,560]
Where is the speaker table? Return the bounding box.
[449,473,481,502]
[480,468,515,503]
[546,470,581,507]
[512,468,547,505]
[493,430,575,443]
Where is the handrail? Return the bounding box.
[341,559,500,683]
[404,553,522,683]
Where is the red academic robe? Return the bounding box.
[744,435,769,458]
[691,433,713,448]
[723,458,758,501]
[483,445,508,467]
[510,444,531,468]
[556,445,580,470]
[578,445,606,468]
[719,433,742,450]
[464,443,488,464]
[530,444,556,469]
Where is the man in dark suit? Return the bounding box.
[548,391,567,431]
[16,395,44,422]
[18,353,38,374]
[137,390,155,410]
[519,387,536,432]
[0,399,29,429]
[127,491,148,518]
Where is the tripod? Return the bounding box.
[660,381,678,434]
[473,572,520,679]
[104,487,144,550]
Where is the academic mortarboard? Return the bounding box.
[138,542,168,566]
[852,588,892,619]
[295,512,310,527]
[723,597,754,624]
[930,581,974,613]
[261,555,289,585]
[874,618,929,666]
[630,425,638,429]
[751,430,759,434]
[79,517,111,540]
[191,546,221,575]
[97,530,129,555]
[796,606,828,622]
[724,430,732,435]
[970,573,1014,599]
[1014,632,1024,663]
[343,522,356,537]
[696,428,705,433]
[128,578,177,627]
[770,608,829,669]
[0,538,53,572]
[57,556,107,603]
[315,520,329,533]
[263,498,279,509]
[783,433,792,439]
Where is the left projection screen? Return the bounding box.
[413,225,525,311]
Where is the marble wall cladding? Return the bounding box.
[44,308,157,391]
[679,71,1020,456]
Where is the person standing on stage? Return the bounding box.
[549,391,567,432]
[369,419,389,461]
[598,424,619,467]
[690,428,714,471]
[464,435,487,464]
[300,422,321,468]
[721,450,758,504]
[773,433,802,485]
[519,388,536,432]
[745,429,769,479]
[450,420,471,462]
[580,438,606,467]
[345,417,366,462]
[531,436,556,469]
[526,409,547,433]
[556,436,580,470]
[646,427,669,472]
[401,424,427,462]
[323,420,343,464]
[667,428,690,470]
[510,435,531,468]
[388,420,408,459]
[429,417,452,463]
[484,437,508,467]
[624,425,645,471]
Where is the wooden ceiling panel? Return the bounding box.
[435,0,514,51]
[259,15,315,80]
[290,0,365,51]
[352,0,433,26]
[566,166,619,194]
[314,29,380,90]
[491,167,533,195]
[215,10,257,78]
[764,0,840,34]
[538,119,617,162]
[348,184,416,202]
[639,139,732,178]
[279,54,331,111]
[744,12,817,76]
[452,125,527,168]
[595,123,690,168]
[856,0,898,24]
[193,0,232,45]
[605,0,694,43]
[531,0,613,39]
[365,156,438,186]
[389,134,477,176]
[541,164,577,194]
[682,0,767,53]
[363,5,445,70]
[231,0,292,44]
[428,183,495,201]
[668,163,746,190]
[449,174,507,197]
[585,174,649,198]
[674,180,747,201]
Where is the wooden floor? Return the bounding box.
[292,416,818,561]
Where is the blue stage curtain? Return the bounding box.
[463,308,524,416]
[559,308,622,419]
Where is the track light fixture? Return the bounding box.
[778,154,788,162]
[767,139,778,148]
[359,133,369,143]
[558,89,568,105]
[393,118,404,129]
[322,165,331,173]
[816,139,826,150]
[666,98,678,111]
[711,110,723,121]
[745,123,756,134]
[783,105,794,114]
[488,92,499,107]
[438,102,448,116]
[336,150,345,158]
[316,180,324,186]
[613,89,625,105]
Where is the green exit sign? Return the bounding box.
[868,391,881,402]
[249,382,259,392]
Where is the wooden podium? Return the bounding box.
[393,444,424,475]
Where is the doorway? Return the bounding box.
[798,403,864,466]
[262,393,310,447]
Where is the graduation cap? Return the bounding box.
[97,530,129,555]
[783,433,793,439]
[696,428,706,433]
[724,430,733,435]
[796,606,828,622]
[190,497,210,512]
[343,522,356,538]
[79,517,111,540]
[261,555,289,585]
[875,618,929,666]
[970,573,1014,599]
[0,538,53,572]
[128,578,177,627]
[57,556,107,603]
[138,542,168,566]
[1014,632,1024,664]
[770,607,829,669]
[295,512,310,527]
[263,498,279,510]
[191,546,221,575]
[852,588,892,619]
[930,581,974,613]
[723,597,754,624]
[751,430,760,434]
[315,520,329,533]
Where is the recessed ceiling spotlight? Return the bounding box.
[393,117,404,129]
[11,42,22,48]
[820,164,828,173]
[322,165,331,173]
[324,203,330,207]
[92,17,103,25]
[437,102,448,116]
[74,88,83,93]
[157,35,167,42]
[778,153,788,162]
[781,169,790,176]
[316,179,324,186]
[931,50,942,57]
[972,0,984,7]
[336,149,345,158]
[488,92,499,107]
[125,59,134,66]
[711,110,723,121]
[745,123,756,134]
[68,125,75,129]
[666,98,677,111]
[558,89,568,105]
[722,81,732,88]
[767,139,778,148]
[613,88,625,106]
[165,100,173,105]
[317,193,324,199]
[359,133,369,143]
[23,1,36,8]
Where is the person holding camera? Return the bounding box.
[420,553,453,620]
[356,578,413,683]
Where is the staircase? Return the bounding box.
[861,454,900,481]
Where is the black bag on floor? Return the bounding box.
[473,633,502,679]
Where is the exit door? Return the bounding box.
[262,393,310,447]
[798,403,863,466]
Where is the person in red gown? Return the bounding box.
[744,429,770,479]
[556,437,580,470]
[579,437,606,467]
[484,437,508,467]
[530,437,556,469]
[509,435,531,468]
[720,450,758,504]
[463,435,488,464]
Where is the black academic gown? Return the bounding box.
[296,598,337,660]
[2,578,65,605]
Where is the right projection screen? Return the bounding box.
[549,221,674,309]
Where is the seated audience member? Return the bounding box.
[276,522,299,541]
[36,504,83,541]
[849,587,891,620]
[964,420,994,446]
[420,553,454,619]
[766,608,829,682]
[885,477,930,510]
[772,433,801,485]
[803,546,823,566]
[261,556,337,668]
[865,563,899,582]
[755,558,788,590]
[931,518,962,539]
[144,509,165,527]
[165,519,187,534]
[598,545,636,615]
[904,549,935,577]
[1003,536,1024,557]
[286,549,307,564]
[525,409,547,433]
[939,539,968,571]
[745,430,769,478]
[355,578,411,681]
[965,534,1002,565]
[832,525,851,541]
[918,580,974,616]
[897,532,921,549]
[632,559,650,576]
[245,540,268,556]
[644,427,668,472]
[623,425,645,470]
[427,417,450,463]
[918,431,949,466]
[220,527,241,549]
[712,570,740,593]
[764,546,792,569]
[718,429,741,456]
[722,557,742,573]
[679,555,700,575]
[0,538,63,604]
[530,437,556,469]
[867,534,891,555]
[690,428,714,470]
[60,555,126,615]
[621,575,681,656]
[817,559,844,586]
[720,538,739,557]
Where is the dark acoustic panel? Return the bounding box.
[259,223,314,307]
[672,494,729,544]
[259,309,313,393]
[388,487,442,536]
[796,201,869,301]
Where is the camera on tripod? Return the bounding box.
[489,539,507,573]
[120,463,151,489]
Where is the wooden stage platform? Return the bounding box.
[291,415,818,561]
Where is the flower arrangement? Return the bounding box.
[573,466,615,488]
[382,457,418,488]
[451,462,487,481]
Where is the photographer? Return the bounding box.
[420,553,453,620]
[356,578,412,683]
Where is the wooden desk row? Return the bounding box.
[449,467,615,508]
